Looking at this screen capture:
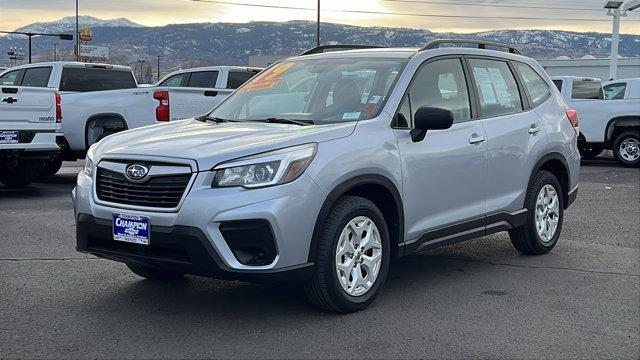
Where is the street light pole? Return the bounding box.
[316,0,320,46]
[76,0,80,61]
[608,8,621,80]
[157,55,161,82]
[54,43,57,61]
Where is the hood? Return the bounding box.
[93,118,356,170]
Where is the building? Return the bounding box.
[538,57,640,80]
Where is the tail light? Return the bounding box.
[55,92,62,123]
[566,109,578,128]
[153,91,170,122]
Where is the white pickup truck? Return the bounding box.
[0,62,262,176]
[551,76,639,167]
[0,86,62,187]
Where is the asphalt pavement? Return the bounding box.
[1,157,638,359]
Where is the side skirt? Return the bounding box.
[400,209,527,256]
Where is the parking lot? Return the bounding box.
[0,157,638,359]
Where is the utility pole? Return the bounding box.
[76,0,80,61]
[54,43,57,61]
[157,55,161,82]
[608,8,621,80]
[316,0,320,46]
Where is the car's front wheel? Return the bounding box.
[509,170,564,255]
[305,196,390,313]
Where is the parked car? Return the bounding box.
[74,40,580,313]
[0,62,262,176]
[0,86,62,187]
[551,76,639,166]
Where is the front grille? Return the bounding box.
[96,168,191,208]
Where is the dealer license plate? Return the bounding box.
[112,213,150,245]
[0,131,18,144]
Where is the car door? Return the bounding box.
[468,58,548,216]
[394,57,488,242]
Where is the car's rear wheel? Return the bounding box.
[509,170,564,255]
[126,263,185,281]
[305,196,390,313]
[613,131,640,167]
[578,143,603,159]
[0,163,36,189]
[38,156,63,176]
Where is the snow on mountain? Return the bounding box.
[0,18,637,68]
[6,16,143,38]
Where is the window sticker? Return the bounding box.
[239,62,296,93]
[369,95,382,104]
[342,112,361,120]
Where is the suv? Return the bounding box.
[73,40,580,313]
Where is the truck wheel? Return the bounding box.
[509,170,564,255]
[613,131,640,167]
[305,196,390,313]
[126,263,185,281]
[578,144,603,159]
[0,164,35,189]
[38,157,63,176]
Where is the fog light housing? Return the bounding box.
[219,220,277,266]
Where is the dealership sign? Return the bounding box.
[79,45,109,58]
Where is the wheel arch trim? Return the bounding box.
[307,174,405,262]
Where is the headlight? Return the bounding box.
[83,157,95,177]
[212,143,317,188]
[83,144,97,176]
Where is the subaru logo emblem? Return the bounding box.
[125,164,149,182]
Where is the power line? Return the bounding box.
[382,0,604,12]
[188,0,618,22]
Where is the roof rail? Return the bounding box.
[300,44,385,56]
[421,39,521,55]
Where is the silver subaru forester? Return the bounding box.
[73,40,580,313]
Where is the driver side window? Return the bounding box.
[395,58,471,128]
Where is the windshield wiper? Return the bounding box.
[263,118,313,126]
[197,115,233,123]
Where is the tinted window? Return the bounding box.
[469,59,522,117]
[0,70,19,86]
[187,71,218,88]
[571,80,603,100]
[603,82,627,100]
[515,63,549,106]
[227,71,258,89]
[408,58,471,122]
[59,68,136,92]
[552,79,563,92]
[158,74,185,87]
[21,67,52,87]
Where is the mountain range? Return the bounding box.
[1,16,638,72]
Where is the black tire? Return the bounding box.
[509,170,564,255]
[38,157,63,176]
[578,143,603,159]
[0,164,35,189]
[126,263,185,281]
[305,196,390,313]
[612,131,640,167]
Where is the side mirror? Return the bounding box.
[410,106,454,142]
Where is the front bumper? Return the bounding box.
[74,163,326,278]
[76,214,313,282]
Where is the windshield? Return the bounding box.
[208,57,407,124]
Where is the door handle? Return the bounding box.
[468,133,486,145]
[528,124,541,134]
[203,90,218,97]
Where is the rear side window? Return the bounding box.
[0,70,19,86]
[187,71,218,88]
[227,71,258,89]
[469,59,522,117]
[514,63,550,107]
[603,82,627,100]
[21,67,52,87]
[571,81,603,100]
[158,73,186,87]
[552,80,563,92]
[59,68,137,92]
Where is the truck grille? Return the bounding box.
[96,168,191,209]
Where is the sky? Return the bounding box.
[1,0,639,34]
